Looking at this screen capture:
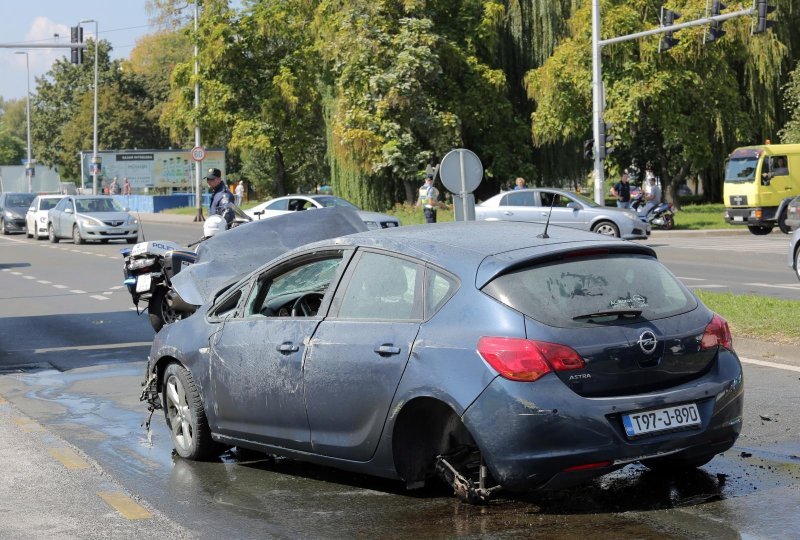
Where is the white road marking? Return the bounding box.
[109,285,125,290]
[740,357,800,373]
[677,276,706,281]
[744,282,800,291]
[689,284,726,288]
[69,289,86,294]
[53,285,68,289]
[1,268,9,272]
[10,272,21,275]
[102,291,113,295]
[37,280,51,284]
[22,276,35,280]
[90,295,109,301]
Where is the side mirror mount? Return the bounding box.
[567,202,580,210]
[65,207,74,214]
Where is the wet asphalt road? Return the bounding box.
[1,225,799,538]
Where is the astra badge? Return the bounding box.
[638,330,657,355]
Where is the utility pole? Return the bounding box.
[193,2,204,222]
[15,51,33,193]
[590,1,762,205]
[79,19,100,195]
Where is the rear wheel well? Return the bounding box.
[392,397,475,489]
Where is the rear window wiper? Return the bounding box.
[572,309,642,321]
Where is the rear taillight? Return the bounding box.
[477,337,586,382]
[700,314,733,351]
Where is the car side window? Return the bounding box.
[425,268,458,318]
[209,289,244,320]
[337,252,422,320]
[770,155,789,176]
[266,199,288,211]
[540,192,570,208]
[505,191,537,207]
[244,254,345,318]
[55,198,70,211]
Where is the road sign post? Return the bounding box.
[439,149,483,222]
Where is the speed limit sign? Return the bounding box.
[191,146,206,162]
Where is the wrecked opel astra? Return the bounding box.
[141,220,743,502]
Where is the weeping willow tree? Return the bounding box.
[526,0,792,204]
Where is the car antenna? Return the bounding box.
[537,192,557,239]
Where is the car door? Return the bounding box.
[26,197,39,232]
[493,190,542,222]
[537,190,588,230]
[303,250,423,461]
[52,197,72,236]
[207,249,352,450]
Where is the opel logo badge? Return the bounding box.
[638,331,657,355]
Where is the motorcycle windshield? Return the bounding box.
[171,206,368,306]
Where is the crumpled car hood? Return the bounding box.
[171,206,368,306]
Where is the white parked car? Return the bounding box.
[26,195,64,239]
[245,195,400,230]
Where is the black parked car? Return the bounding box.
[142,221,744,502]
[0,192,36,234]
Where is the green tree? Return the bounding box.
[526,0,789,204]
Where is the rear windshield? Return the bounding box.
[482,254,697,328]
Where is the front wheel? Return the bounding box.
[662,214,675,230]
[72,225,84,245]
[592,220,620,237]
[1,218,7,235]
[48,224,59,243]
[162,363,218,460]
[149,286,183,332]
[748,225,773,235]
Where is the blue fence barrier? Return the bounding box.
[113,194,211,213]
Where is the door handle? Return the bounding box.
[374,344,401,356]
[503,211,513,216]
[277,342,300,354]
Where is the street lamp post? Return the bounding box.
[14,51,33,193]
[79,19,99,195]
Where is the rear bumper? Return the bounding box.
[462,349,744,491]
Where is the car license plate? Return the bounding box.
[622,403,701,437]
[136,274,152,293]
[733,216,744,222]
[107,228,123,234]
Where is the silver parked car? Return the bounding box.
[476,188,650,239]
[789,227,800,281]
[245,194,400,230]
[47,195,140,244]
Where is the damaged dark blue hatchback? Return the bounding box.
[143,220,743,503]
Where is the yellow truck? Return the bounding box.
[723,143,800,235]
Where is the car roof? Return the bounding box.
[306,221,655,287]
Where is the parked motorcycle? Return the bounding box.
[631,193,675,230]
[121,205,251,332]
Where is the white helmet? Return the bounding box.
[203,214,226,238]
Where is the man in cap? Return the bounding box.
[206,168,234,217]
[417,173,440,223]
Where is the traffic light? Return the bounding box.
[753,0,776,34]
[583,139,594,161]
[70,26,83,65]
[660,7,681,52]
[599,122,615,159]
[707,1,726,43]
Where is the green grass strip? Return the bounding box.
[695,290,800,344]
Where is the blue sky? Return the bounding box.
[0,1,154,100]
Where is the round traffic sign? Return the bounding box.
[191,146,206,162]
[439,149,483,194]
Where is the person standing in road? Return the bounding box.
[610,170,631,208]
[122,177,131,196]
[417,174,440,223]
[514,177,526,190]
[235,180,245,206]
[206,168,234,216]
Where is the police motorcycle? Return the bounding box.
[121,204,251,332]
[631,193,675,230]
